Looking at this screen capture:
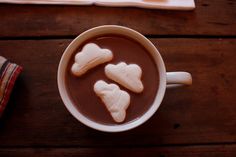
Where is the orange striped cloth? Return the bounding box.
[0,56,22,116]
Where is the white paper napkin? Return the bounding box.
[0,0,195,10]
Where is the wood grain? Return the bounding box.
[0,145,236,157]
[0,38,235,147]
[0,0,235,37]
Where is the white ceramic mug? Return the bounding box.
[57,25,192,132]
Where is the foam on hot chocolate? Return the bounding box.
[105,62,144,93]
[94,80,130,123]
[71,43,113,77]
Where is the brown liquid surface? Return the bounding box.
[66,35,159,125]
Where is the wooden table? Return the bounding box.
[0,1,236,156]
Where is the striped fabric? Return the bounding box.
[0,56,22,116]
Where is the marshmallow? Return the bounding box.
[71,43,113,76]
[94,80,130,123]
[105,62,144,93]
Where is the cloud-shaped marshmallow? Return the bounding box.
[105,62,144,93]
[94,80,130,123]
[71,43,113,76]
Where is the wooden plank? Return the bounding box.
[0,0,235,37]
[0,38,235,146]
[0,145,236,157]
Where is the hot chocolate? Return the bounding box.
[65,34,159,125]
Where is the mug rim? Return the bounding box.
[57,25,167,132]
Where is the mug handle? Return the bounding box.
[166,72,192,87]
